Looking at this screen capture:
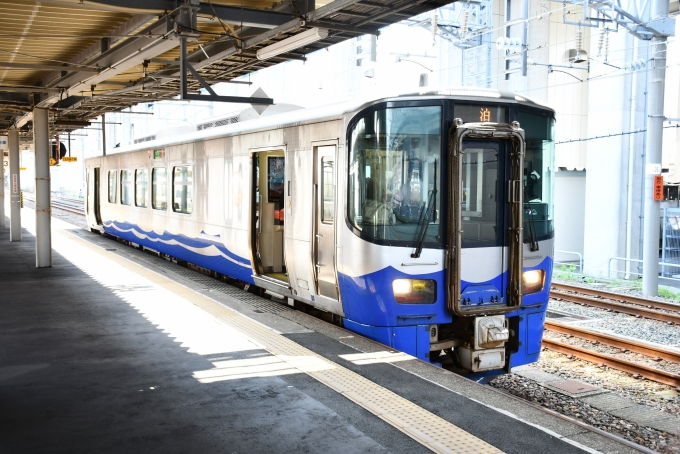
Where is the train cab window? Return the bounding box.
[348,105,442,246]
[461,147,499,243]
[108,170,117,203]
[152,168,167,210]
[120,170,132,206]
[518,111,555,240]
[172,166,193,214]
[135,168,148,207]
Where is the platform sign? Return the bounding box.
[653,175,664,201]
[62,157,77,162]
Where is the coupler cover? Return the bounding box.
[475,315,509,349]
[457,347,506,372]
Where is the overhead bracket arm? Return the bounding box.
[177,8,273,106]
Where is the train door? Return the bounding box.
[448,125,524,315]
[312,144,340,306]
[89,167,102,225]
[251,150,288,283]
[459,141,506,300]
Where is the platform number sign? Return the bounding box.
[653,175,664,201]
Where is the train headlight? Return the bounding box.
[522,270,545,295]
[392,279,436,304]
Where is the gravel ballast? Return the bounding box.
[490,373,679,453]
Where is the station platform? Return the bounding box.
[0,211,645,454]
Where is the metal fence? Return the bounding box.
[661,208,680,277]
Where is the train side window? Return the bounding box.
[120,170,132,206]
[108,170,117,203]
[152,168,167,210]
[172,166,193,214]
[135,168,148,208]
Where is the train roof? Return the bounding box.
[101,87,554,157]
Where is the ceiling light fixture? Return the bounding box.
[256,28,329,61]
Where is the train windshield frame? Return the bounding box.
[517,108,555,242]
[346,98,555,248]
[347,101,445,248]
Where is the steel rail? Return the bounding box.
[552,282,680,313]
[23,194,85,216]
[545,320,680,362]
[550,289,680,324]
[542,338,680,387]
[51,202,85,216]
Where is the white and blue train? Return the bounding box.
[86,88,555,378]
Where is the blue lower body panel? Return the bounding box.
[103,220,255,284]
[343,319,431,361]
[508,306,547,368]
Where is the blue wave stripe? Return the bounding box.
[104,220,250,265]
[103,220,255,284]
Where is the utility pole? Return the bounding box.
[641,0,670,296]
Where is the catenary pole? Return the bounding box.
[641,0,670,296]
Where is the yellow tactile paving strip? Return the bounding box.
[58,228,503,454]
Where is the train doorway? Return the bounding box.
[449,126,525,316]
[251,150,288,283]
[313,144,339,301]
[92,167,102,225]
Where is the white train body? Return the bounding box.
[86,89,556,377]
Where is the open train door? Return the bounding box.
[447,121,524,316]
[88,166,102,227]
[249,149,296,298]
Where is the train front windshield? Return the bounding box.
[348,105,442,246]
[518,110,555,240]
[347,103,555,248]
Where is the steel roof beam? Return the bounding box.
[41,0,296,29]
[40,14,157,87]
[14,11,185,128]
[0,62,101,73]
[0,86,61,94]
[179,0,370,74]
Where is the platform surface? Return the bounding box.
[0,210,643,454]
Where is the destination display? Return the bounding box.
[454,105,508,124]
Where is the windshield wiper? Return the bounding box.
[524,187,540,252]
[411,159,437,258]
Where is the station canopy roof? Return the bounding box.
[0,0,456,142]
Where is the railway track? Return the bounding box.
[544,320,680,387]
[23,192,85,216]
[550,282,680,324]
